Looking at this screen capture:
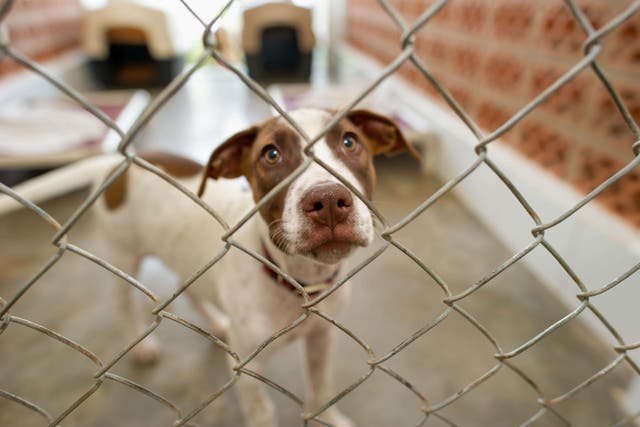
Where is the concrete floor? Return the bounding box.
[0,155,632,427]
[0,60,635,426]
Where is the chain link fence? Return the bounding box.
[1,0,640,426]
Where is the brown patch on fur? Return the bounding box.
[347,110,420,161]
[103,166,128,211]
[198,126,262,197]
[325,120,377,199]
[140,152,202,177]
[322,110,417,199]
[199,117,304,252]
[245,120,304,253]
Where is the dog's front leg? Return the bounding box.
[305,325,356,427]
[235,372,278,427]
[228,336,278,427]
[113,253,160,365]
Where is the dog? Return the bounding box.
[3,108,418,427]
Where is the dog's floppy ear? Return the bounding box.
[198,126,259,197]
[347,109,421,161]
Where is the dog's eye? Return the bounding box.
[263,145,281,164]
[342,133,358,151]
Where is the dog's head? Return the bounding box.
[199,109,419,264]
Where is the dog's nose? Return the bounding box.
[301,183,354,227]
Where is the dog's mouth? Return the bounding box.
[297,224,369,264]
[269,220,371,264]
[307,241,356,264]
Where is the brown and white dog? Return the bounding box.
[4,108,418,427]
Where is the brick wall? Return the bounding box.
[347,0,640,227]
[0,0,84,77]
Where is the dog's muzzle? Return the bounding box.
[297,183,369,263]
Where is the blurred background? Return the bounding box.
[0,1,639,426]
[1,0,639,224]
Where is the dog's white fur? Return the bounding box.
[97,170,354,427]
[99,109,368,427]
[1,108,414,427]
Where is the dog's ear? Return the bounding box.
[198,126,259,197]
[347,109,421,161]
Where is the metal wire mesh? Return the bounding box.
[1,0,639,426]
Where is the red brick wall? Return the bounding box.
[0,0,84,77]
[347,0,640,227]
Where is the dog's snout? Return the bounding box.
[301,183,353,227]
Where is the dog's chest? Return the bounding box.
[213,235,351,347]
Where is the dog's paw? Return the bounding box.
[323,408,357,427]
[132,335,161,366]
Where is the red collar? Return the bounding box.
[262,244,339,296]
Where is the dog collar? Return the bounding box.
[261,244,338,296]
